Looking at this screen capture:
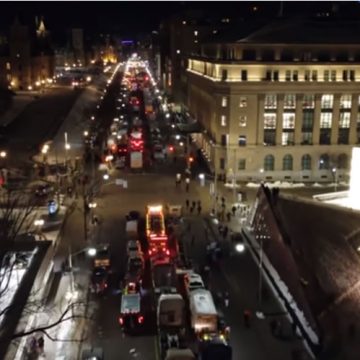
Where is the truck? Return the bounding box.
[189,289,218,335]
[126,219,138,240]
[119,293,144,333]
[130,151,143,169]
[158,293,186,358]
[198,337,232,360]
[93,244,110,269]
[153,263,177,295]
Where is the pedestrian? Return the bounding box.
[37,336,44,354]
[210,208,215,216]
[224,292,229,308]
[197,204,202,215]
[187,221,191,232]
[226,212,231,222]
[223,226,228,240]
[190,206,194,214]
[218,224,223,235]
[185,199,190,210]
[92,214,99,225]
[243,309,252,328]
[197,200,201,207]
[185,182,189,193]
[221,196,225,204]
[232,205,237,216]
[192,200,196,208]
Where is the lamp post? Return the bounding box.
[332,167,338,192]
[67,246,97,300]
[34,219,45,240]
[64,132,71,167]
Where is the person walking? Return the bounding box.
[223,225,228,240]
[226,212,231,222]
[232,205,237,216]
[192,200,196,209]
[197,204,202,215]
[190,206,194,214]
[185,177,190,192]
[185,199,190,210]
[224,292,229,308]
[37,336,44,354]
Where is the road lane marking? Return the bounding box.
[154,335,160,360]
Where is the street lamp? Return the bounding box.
[83,131,89,137]
[235,243,245,253]
[68,246,97,297]
[332,167,338,192]
[34,219,45,240]
[0,151,7,159]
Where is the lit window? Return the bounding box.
[239,115,247,127]
[304,70,310,81]
[285,70,291,81]
[194,30,198,36]
[264,94,277,109]
[264,113,276,129]
[339,112,351,128]
[320,112,332,128]
[282,132,294,146]
[283,113,295,129]
[6,62,10,70]
[221,115,226,126]
[221,96,227,107]
[239,96,247,108]
[238,135,247,146]
[340,94,352,109]
[321,94,333,109]
[284,94,296,109]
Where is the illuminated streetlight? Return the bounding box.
[0,151,7,158]
[87,247,97,257]
[89,202,97,209]
[65,143,71,150]
[34,219,45,227]
[83,131,89,137]
[103,173,110,180]
[235,243,245,253]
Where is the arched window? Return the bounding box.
[283,154,293,170]
[264,155,274,171]
[301,154,312,170]
[338,153,348,169]
[319,154,330,170]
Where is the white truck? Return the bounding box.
[130,151,143,169]
[189,289,218,334]
[126,220,138,240]
[157,294,187,359]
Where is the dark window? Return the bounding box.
[304,70,310,81]
[281,50,293,61]
[265,71,271,81]
[264,155,275,171]
[338,154,348,169]
[264,130,276,146]
[318,52,330,62]
[319,154,330,170]
[221,134,227,146]
[301,155,312,170]
[238,159,246,170]
[302,111,314,131]
[319,129,331,145]
[350,70,355,81]
[337,52,348,61]
[220,158,225,170]
[338,129,349,144]
[292,71,298,81]
[262,50,274,61]
[221,69,227,81]
[242,49,256,61]
[273,71,279,81]
[241,70,247,81]
[238,135,246,146]
[312,71,317,81]
[343,70,348,81]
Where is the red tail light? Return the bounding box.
[104,283,108,288]
[166,249,170,256]
[138,315,144,324]
[119,317,124,325]
[148,249,152,256]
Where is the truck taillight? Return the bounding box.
[119,317,123,325]
[138,315,144,324]
[148,249,152,256]
[166,249,170,256]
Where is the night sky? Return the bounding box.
[0,1,359,43]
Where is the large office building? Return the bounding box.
[186,17,360,183]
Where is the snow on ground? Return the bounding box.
[245,181,349,189]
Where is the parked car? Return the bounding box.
[35,183,54,197]
[127,240,142,255]
[91,267,109,295]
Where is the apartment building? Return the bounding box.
[186,18,360,183]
